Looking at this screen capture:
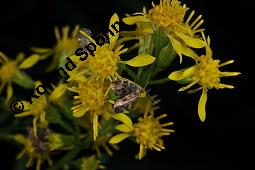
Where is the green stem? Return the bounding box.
[60,104,80,134]
[46,144,82,170]
[123,66,137,81]
[148,78,170,85]
[136,67,144,79]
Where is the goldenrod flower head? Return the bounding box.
[54,26,80,54]
[75,13,155,81]
[14,128,52,170]
[133,114,174,159]
[70,78,110,140]
[31,25,80,71]
[15,81,50,137]
[71,79,107,117]
[0,59,17,81]
[148,0,188,31]
[46,133,74,151]
[94,135,119,157]
[46,133,65,151]
[0,51,39,103]
[168,34,241,121]
[80,155,106,170]
[86,44,121,79]
[122,0,206,63]
[109,101,174,159]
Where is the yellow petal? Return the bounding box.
[31,47,52,53]
[22,100,31,110]
[109,133,131,144]
[168,66,196,81]
[178,81,197,92]
[122,54,155,67]
[0,51,8,62]
[181,46,198,60]
[109,13,120,45]
[176,32,206,48]
[168,36,183,63]
[54,26,61,42]
[93,114,98,140]
[13,134,27,144]
[138,144,144,160]
[183,66,196,77]
[15,111,32,117]
[73,107,87,117]
[168,70,184,81]
[198,88,207,122]
[49,84,67,101]
[19,54,40,69]
[122,16,150,25]
[111,113,133,128]
[220,72,241,77]
[115,124,133,132]
[5,82,13,104]
[15,52,25,62]
[79,30,97,46]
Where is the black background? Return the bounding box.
[0,0,253,170]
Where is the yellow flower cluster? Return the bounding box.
[0,0,240,170]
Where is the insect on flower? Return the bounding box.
[111,79,146,113]
[78,28,93,49]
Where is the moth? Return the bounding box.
[78,27,93,49]
[111,80,145,113]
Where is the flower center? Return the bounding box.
[0,61,17,81]
[133,116,162,149]
[30,96,47,115]
[55,38,79,55]
[148,0,187,31]
[78,81,105,112]
[87,44,119,79]
[193,55,221,88]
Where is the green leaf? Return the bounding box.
[155,42,177,73]
[46,106,62,124]
[13,70,34,89]
[152,28,169,57]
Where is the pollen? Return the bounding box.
[87,44,119,79]
[71,79,106,117]
[133,115,173,152]
[54,26,79,55]
[0,60,17,81]
[193,55,221,88]
[148,0,188,31]
[30,96,47,116]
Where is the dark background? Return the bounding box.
[0,0,253,169]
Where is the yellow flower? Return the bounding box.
[73,13,155,81]
[93,134,119,157]
[15,82,66,137]
[0,51,39,103]
[32,25,80,71]
[68,13,155,140]
[109,100,174,159]
[168,34,241,121]
[46,133,74,151]
[122,0,206,62]
[14,128,52,170]
[69,78,111,140]
[80,155,105,170]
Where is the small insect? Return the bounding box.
[78,27,93,49]
[111,80,145,113]
[28,127,51,153]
